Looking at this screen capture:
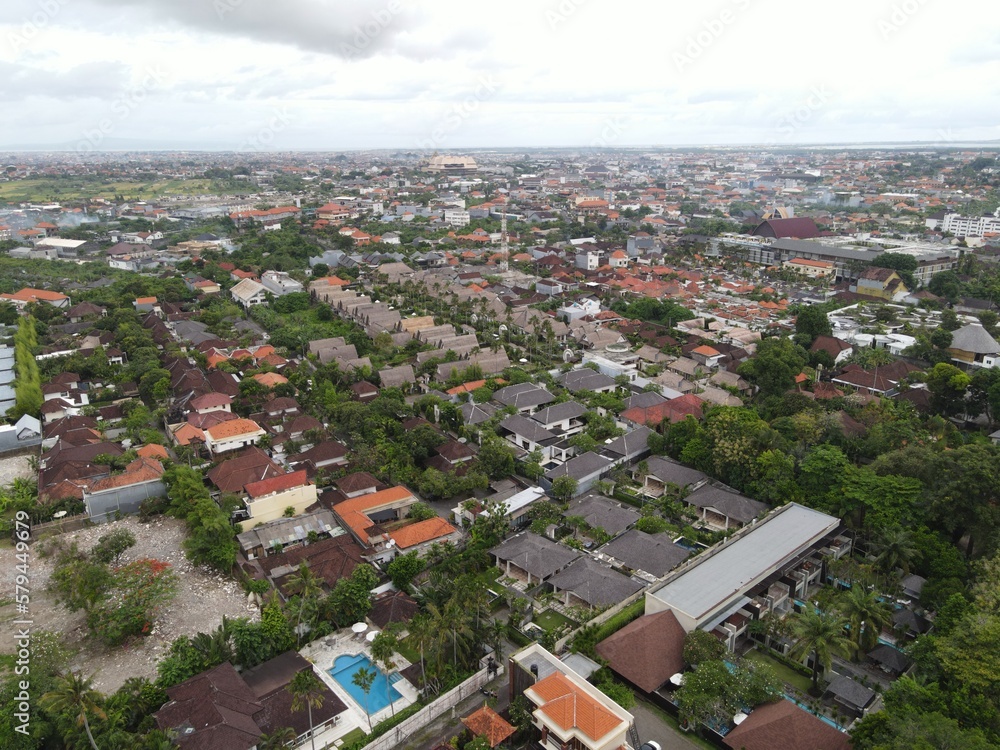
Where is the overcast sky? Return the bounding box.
[2,0,998,151]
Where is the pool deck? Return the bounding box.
[301,629,419,747]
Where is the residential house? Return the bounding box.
[547,557,644,609]
[946,322,1000,369]
[682,484,768,530]
[508,644,634,750]
[203,418,267,456]
[722,700,850,750]
[560,368,617,394]
[0,287,70,309]
[544,452,614,496]
[243,470,317,526]
[230,278,269,307]
[595,609,687,694]
[153,654,347,750]
[492,383,555,415]
[598,530,690,579]
[491,531,580,586]
[261,270,304,296]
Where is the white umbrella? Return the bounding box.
[669,673,685,686]
[733,713,748,725]
[351,622,368,634]
[366,630,379,642]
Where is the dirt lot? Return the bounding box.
[0,516,258,694]
[0,453,34,486]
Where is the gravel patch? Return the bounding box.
[0,453,34,486]
[0,516,258,694]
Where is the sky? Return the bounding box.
[2,0,998,151]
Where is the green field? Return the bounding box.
[0,177,227,203]
[533,608,577,633]
[742,649,813,693]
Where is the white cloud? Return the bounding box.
[0,0,998,148]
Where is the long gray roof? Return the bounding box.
[648,503,839,621]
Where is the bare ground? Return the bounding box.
[0,516,257,694]
[0,453,34,485]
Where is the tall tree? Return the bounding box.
[285,562,323,646]
[787,610,855,691]
[42,671,106,750]
[352,666,377,733]
[288,669,325,750]
[370,631,399,718]
[837,587,893,653]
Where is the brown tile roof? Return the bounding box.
[369,590,420,629]
[207,447,284,494]
[260,534,364,591]
[245,469,309,499]
[722,699,851,750]
[595,611,685,693]
[462,706,516,748]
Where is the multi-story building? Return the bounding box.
[926,210,1000,237]
[508,644,635,750]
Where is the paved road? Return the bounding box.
[632,699,704,750]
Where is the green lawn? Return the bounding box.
[339,727,367,746]
[533,608,577,633]
[742,649,812,694]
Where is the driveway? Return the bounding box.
[631,699,704,750]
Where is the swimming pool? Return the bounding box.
[328,653,402,714]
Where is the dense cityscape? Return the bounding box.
[0,145,997,750]
[2,1,1000,749]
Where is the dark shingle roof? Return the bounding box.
[564,493,639,536]
[684,484,767,524]
[490,532,580,580]
[599,530,690,577]
[595,610,685,692]
[546,557,643,607]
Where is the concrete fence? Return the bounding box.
[355,664,500,750]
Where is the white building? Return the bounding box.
[443,209,471,227]
[927,210,1000,237]
[260,270,304,296]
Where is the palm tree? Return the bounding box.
[258,726,297,750]
[288,669,326,750]
[788,610,855,692]
[352,666,377,733]
[873,527,918,575]
[42,671,106,750]
[838,587,893,653]
[370,631,399,718]
[407,612,433,692]
[285,562,323,646]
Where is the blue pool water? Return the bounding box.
[328,654,401,713]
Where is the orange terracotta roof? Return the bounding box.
[692,345,721,356]
[2,287,69,303]
[252,372,289,388]
[529,672,622,743]
[462,706,516,748]
[333,486,416,542]
[135,296,157,304]
[171,423,205,446]
[205,418,263,441]
[136,443,169,460]
[389,517,457,549]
